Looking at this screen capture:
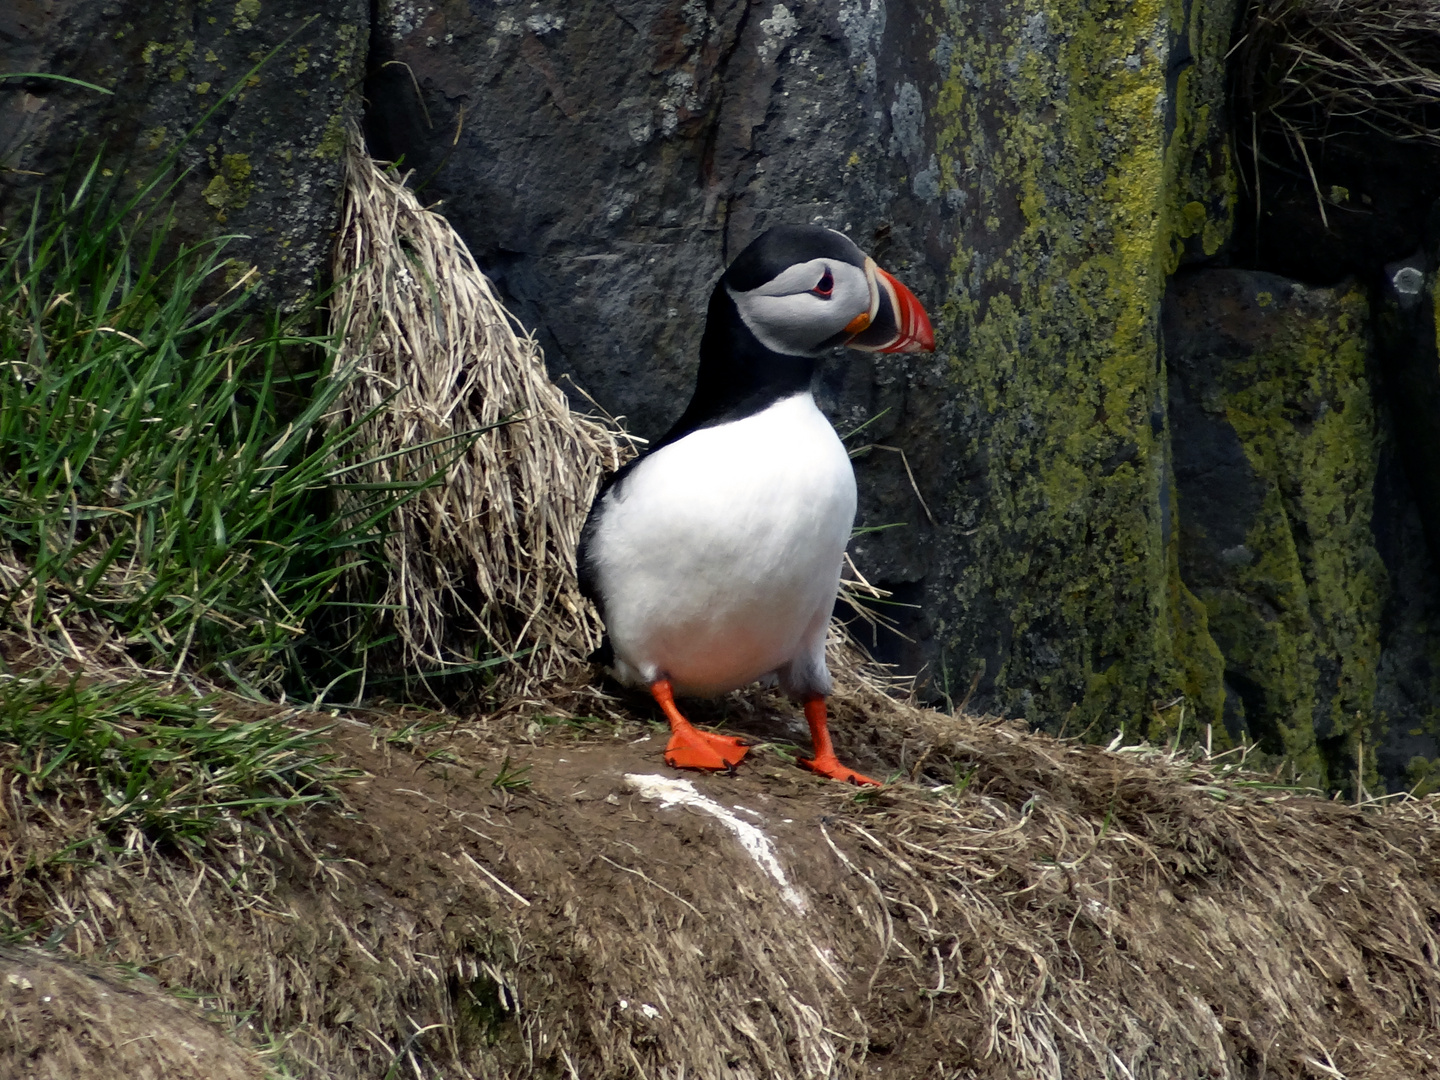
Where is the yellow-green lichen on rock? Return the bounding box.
[202,152,255,220]
[931,0,1230,734]
[1163,0,1239,267]
[313,112,348,160]
[1162,552,1229,746]
[1166,272,1384,791]
[234,0,261,32]
[332,23,361,80]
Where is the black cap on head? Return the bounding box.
[723,225,868,293]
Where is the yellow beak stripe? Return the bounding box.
[844,257,882,336]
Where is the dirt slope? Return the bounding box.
[5,687,1440,1079]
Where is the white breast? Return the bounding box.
[589,393,856,696]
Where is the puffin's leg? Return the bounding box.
[798,696,881,786]
[650,679,751,771]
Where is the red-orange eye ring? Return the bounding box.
[811,268,834,298]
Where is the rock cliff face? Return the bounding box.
[923,0,1238,738]
[1,0,366,303]
[362,0,957,681]
[1166,271,1386,786]
[9,0,1440,791]
[358,0,956,696]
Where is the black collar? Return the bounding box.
[651,285,815,452]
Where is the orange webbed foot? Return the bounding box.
[664,727,751,771]
[800,696,881,786]
[651,679,750,773]
[799,753,881,787]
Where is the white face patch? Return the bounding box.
[726,258,872,356]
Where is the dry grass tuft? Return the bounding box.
[1236,0,1440,147]
[330,126,632,697]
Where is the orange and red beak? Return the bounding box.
[844,259,935,354]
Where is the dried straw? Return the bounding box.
[329,125,631,695]
[1236,0,1440,147]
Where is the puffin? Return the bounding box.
[576,225,934,785]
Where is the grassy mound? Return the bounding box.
[0,942,265,1079]
[3,677,1438,1078]
[2,134,1439,1080]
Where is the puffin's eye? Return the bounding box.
[811,269,834,298]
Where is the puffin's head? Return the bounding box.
[721,225,935,357]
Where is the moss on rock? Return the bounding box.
[1164,0,1239,267]
[930,0,1235,735]
[1162,538,1230,747]
[1166,272,1384,791]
